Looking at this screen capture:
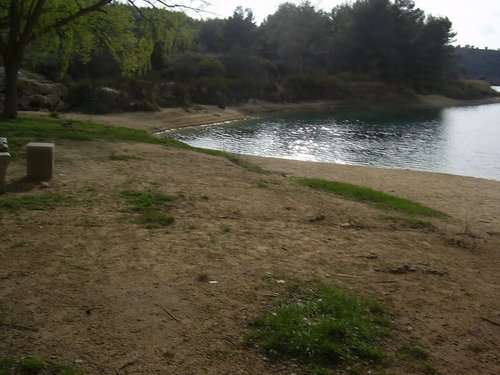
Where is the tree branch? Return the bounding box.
[30,0,111,42]
[20,0,46,47]
[141,0,212,16]
[51,0,111,32]
[128,0,151,22]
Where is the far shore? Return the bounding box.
[22,94,500,134]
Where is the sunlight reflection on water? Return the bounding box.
[171,102,500,181]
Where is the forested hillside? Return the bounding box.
[456,46,500,84]
[7,0,498,114]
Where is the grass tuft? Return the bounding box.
[0,356,82,375]
[296,178,445,217]
[121,190,176,228]
[0,193,70,212]
[248,285,390,368]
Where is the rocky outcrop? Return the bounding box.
[0,68,67,111]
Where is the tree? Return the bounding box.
[196,7,257,53]
[331,0,402,79]
[224,7,256,51]
[262,2,332,75]
[330,0,456,83]
[0,1,106,118]
[0,0,197,119]
[413,16,456,82]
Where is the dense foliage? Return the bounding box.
[456,46,500,84]
[3,0,496,114]
[0,0,195,118]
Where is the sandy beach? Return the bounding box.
[2,102,499,374]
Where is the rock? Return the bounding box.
[0,68,67,111]
[0,137,8,152]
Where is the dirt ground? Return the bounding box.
[1,109,499,374]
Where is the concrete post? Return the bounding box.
[26,142,55,180]
[0,137,10,194]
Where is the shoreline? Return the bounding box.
[21,94,500,184]
[22,94,500,134]
[245,154,500,183]
[242,155,500,239]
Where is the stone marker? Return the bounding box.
[27,142,54,180]
[0,137,11,194]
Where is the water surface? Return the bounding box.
[172,96,500,181]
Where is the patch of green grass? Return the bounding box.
[296,178,445,217]
[0,356,82,375]
[0,116,267,173]
[248,284,390,368]
[121,190,176,228]
[0,116,167,146]
[0,193,70,212]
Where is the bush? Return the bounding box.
[439,79,499,99]
[66,81,129,114]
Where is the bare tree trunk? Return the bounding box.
[2,55,20,119]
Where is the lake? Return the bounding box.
[172,91,500,181]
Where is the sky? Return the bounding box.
[191,0,500,50]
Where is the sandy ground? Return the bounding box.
[1,105,500,374]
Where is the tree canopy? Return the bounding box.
[0,0,196,118]
[1,0,478,116]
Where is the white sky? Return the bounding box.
[196,0,500,50]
